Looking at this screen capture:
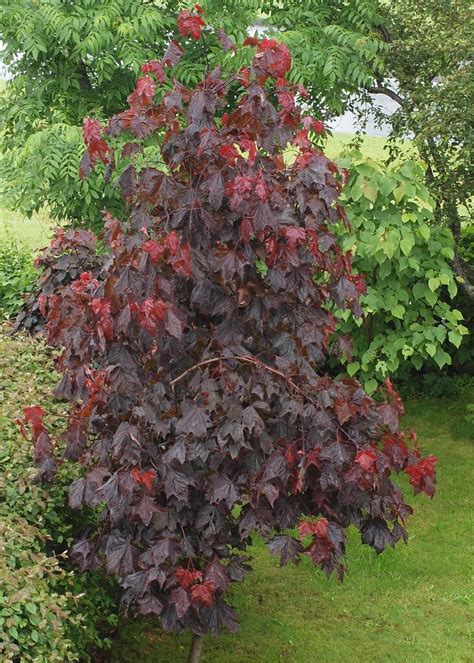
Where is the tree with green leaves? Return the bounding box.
[335,152,468,390]
[367,0,473,300]
[0,0,385,226]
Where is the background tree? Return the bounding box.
[368,0,473,299]
[22,13,436,663]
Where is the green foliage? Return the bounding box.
[464,403,474,434]
[459,225,474,268]
[0,514,79,662]
[0,0,385,226]
[336,153,469,391]
[0,236,36,318]
[373,0,473,297]
[262,0,385,116]
[0,328,119,661]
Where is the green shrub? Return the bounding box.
[335,153,469,392]
[0,514,79,662]
[0,327,119,661]
[0,238,36,318]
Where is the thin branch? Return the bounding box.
[366,85,403,105]
[170,354,360,445]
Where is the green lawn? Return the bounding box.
[0,207,54,250]
[109,399,473,663]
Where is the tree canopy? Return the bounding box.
[369,0,473,298]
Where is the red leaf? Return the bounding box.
[312,119,325,134]
[135,76,156,105]
[355,449,378,473]
[190,580,215,608]
[177,10,205,41]
[143,239,165,263]
[24,406,46,439]
[131,468,157,492]
[405,455,437,496]
[175,567,203,589]
[255,39,292,78]
[141,60,166,83]
[285,227,306,249]
[82,118,102,146]
[298,517,329,539]
[219,143,239,165]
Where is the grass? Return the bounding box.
[0,207,54,250]
[108,399,473,663]
[325,132,415,162]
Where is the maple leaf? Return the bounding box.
[176,402,210,437]
[162,40,184,67]
[219,28,236,53]
[23,405,45,439]
[175,567,203,589]
[255,39,292,78]
[177,10,205,41]
[191,580,215,608]
[135,76,156,105]
[355,449,378,473]
[141,60,166,83]
[143,239,165,263]
[106,532,137,576]
[82,117,102,146]
[131,468,157,492]
[204,558,230,592]
[405,455,437,497]
[170,586,191,618]
[268,535,303,566]
[284,226,306,249]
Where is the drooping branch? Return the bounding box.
[366,85,403,105]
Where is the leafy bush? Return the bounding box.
[25,13,437,662]
[0,237,36,317]
[336,153,469,391]
[14,226,105,332]
[0,328,119,661]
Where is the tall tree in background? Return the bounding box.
[0,0,384,226]
[369,0,473,299]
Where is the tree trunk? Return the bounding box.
[187,634,205,663]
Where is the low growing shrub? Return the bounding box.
[0,238,36,318]
[0,328,119,661]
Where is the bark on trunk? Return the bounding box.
[187,634,205,663]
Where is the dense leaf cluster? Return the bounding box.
[13,227,105,332]
[24,16,436,639]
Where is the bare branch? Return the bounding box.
[367,85,404,105]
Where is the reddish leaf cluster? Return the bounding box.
[24,13,436,639]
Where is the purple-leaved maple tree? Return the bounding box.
[22,7,436,662]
